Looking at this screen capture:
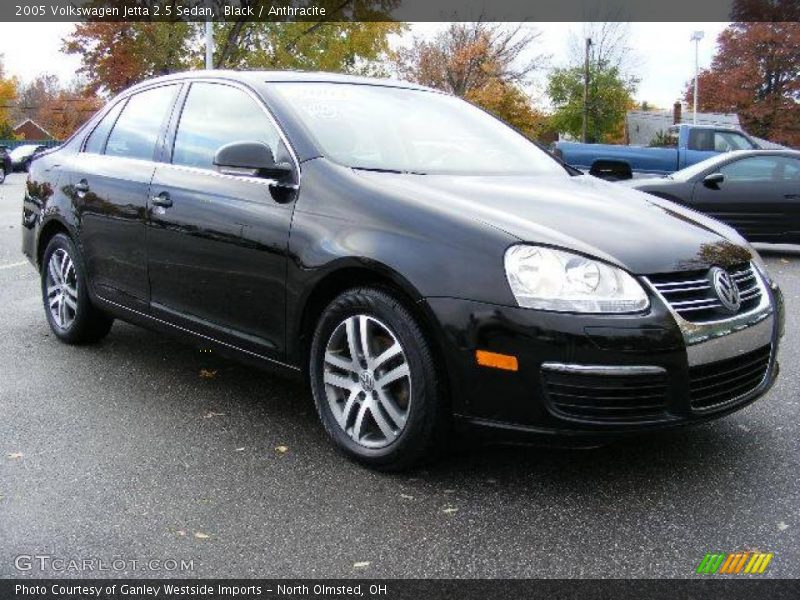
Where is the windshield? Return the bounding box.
[272,82,567,177]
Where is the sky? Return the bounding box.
[0,21,728,109]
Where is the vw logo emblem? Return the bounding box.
[359,370,375,392]
[711,267,741,313]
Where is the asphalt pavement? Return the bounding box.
[0,172,798,578]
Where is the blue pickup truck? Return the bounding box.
[553,124,760,180]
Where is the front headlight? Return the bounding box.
[504,245,649,313]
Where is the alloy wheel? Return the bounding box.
[46,248,78,329]
[322,314,412,449]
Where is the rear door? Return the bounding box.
[146,81,297,360]
[67,84,180,311]
[690,154,800,242]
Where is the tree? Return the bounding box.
[568,21,639,78]
[38,82,104,140]
[395,22,549,140]
[683,4,799,146]
[63,22,193,95]
[465,80,549,140]
[396,22,547,97]
[0,58,18,138]
[63,2,404,94]
[11,74,60,123]
[210,0,404,72]
[211,21,404,75]
[548,63,637,143]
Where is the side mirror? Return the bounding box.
[703,172,725,188]
[213,141,293,179]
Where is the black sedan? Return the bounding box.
[624,150,800,244]
[21,71,783,470]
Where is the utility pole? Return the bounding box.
[582,37,592,143]
[690,30,704,124]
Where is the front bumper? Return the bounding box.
[423,268,784,441]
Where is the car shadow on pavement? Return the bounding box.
[75,319,781,507]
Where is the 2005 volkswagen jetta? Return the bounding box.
[22,71,784,469]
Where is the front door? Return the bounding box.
[146,81,296,359]
[691,154,800,243]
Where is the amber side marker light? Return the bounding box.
[475,350,519,371]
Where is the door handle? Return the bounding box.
[151,192,172,208]
[74,179,89,197]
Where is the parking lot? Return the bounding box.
[0,171,798,578]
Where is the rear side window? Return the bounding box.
[105,85,178,161]
[171,82,282,170]
[84,100,125,154]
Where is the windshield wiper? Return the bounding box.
[352,167,427,175]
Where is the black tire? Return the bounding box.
[309,287,446,471]
[0,166,5,184]
[41,233,113,344]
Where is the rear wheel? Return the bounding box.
[41,233,113,344]
[309,287,446,470]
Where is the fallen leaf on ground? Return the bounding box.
[353,561,370,569]
[442,506,459,515]
[194,532,210,540]
[7,452,23,459]
[235,447,245,452]
[444,489,455,494]
[400,493,414,500]
[175,530,186,537]
[274,445,289,454]
[780,259,790,264]
[203,411,225,419]
[778,522,789,531]
[199,369,218,379]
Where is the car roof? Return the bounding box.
[126,69,440,94]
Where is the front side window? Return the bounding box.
[719,156,793,182]
[272,82,568,177]
[84,100,126,154]
[105,85,178,161]
[172,83,282,170]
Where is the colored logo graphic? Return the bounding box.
[696,551,773,575]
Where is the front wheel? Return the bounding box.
[41,233,114,344]
[309,287,446,470]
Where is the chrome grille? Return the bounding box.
[647,262,762,323]
[689,345,771,411]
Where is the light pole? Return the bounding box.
[204,0,214,70]
[690,30,704,125]
[205,21,214,69]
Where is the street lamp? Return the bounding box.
[690,30,704,125]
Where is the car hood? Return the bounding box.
[357,171,751,275]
